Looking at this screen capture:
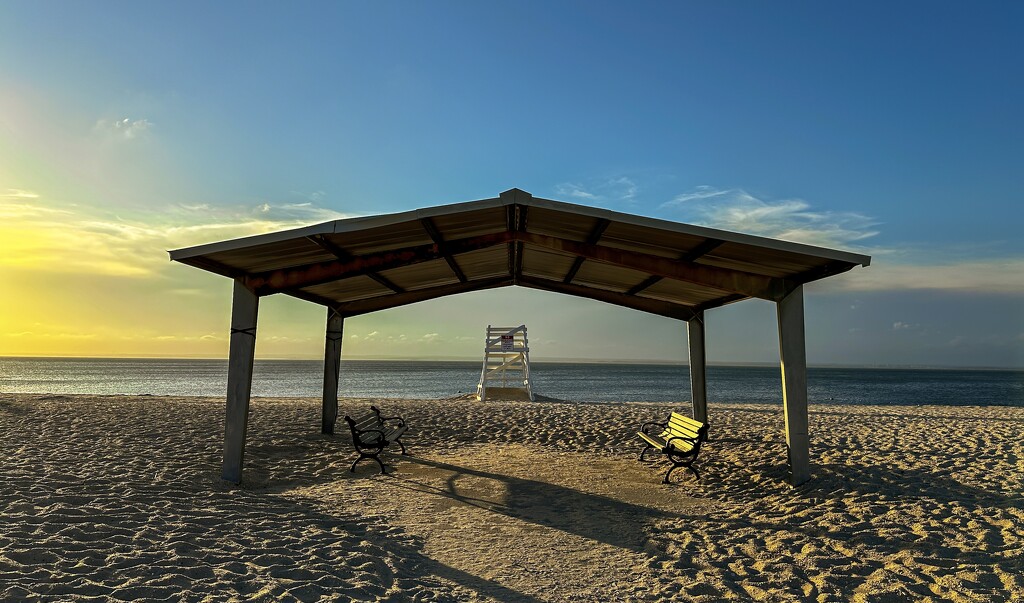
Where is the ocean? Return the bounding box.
[1,357,1022,407]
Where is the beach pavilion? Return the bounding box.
[169,189,870,486]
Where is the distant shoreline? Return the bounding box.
[2,355,1022,371]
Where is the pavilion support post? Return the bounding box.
[322,309,344,435]
[687,312,708,425]
[223,280,259,484]
[777,285,810,486]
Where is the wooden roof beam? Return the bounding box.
[505,204,528,284]
[517,232,791,301]
[506,205,516,280]
[788,260,858,285]
[283,287,346,309]
[333,276,513,317]
[420,218,468,283]
[177,255,246,279]
[246,231,514,295]
[307,235,405,293]
[242,230,794,300]
[624,275,662,296]
[562,218,610,284]
[680,238,726,263]
[518,275,695,321]
[512,242,524,283]
[624,238,724,296]
[692,293,747,313]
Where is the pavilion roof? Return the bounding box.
[169,188,870,319]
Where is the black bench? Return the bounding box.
[638,411,708,483]
[343,406,408,474]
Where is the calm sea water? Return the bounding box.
[1,358,1021,407]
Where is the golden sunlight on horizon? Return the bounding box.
[0,190,348,359]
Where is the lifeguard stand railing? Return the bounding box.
[476,325,534,401]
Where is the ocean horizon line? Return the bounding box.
[1,354,1021,372]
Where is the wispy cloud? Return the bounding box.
[660,186,879,248]
[0,329,98,341]
[665,185,729,205]
[174,199,349,226]
[657,186,1024,295]
[0,194,355,278]
[0,191,73,220]
[95,117,152,140]
[262,335,315,344]
[555,183,597,200]
[349,331,409,345]
[264,201,347,223]
[146,333,225,342]
[610,177,638,204]
[289,190,328,203]
[554,176,639,207]
[2,188,40,199]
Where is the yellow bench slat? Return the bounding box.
[638,431,695,453]
[638,431,664,449]
[668,413,702,429]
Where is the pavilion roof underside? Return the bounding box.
[169,190,870,320]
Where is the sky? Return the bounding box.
[1,1,1021,368]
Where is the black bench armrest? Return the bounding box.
[640,420,667,434]
[371,405,406,428]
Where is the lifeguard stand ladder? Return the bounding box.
[476,325,534,401]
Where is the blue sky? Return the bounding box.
[1,1,1021,367]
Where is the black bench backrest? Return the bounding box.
[346,410,380,431]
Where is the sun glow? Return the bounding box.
[0,191,344,358]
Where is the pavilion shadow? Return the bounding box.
[389,455,695,554]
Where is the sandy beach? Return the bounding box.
[1,393,1021,602]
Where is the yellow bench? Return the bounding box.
[638,412,708,483]
[343,406,408,474]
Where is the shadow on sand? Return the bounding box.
[382,455,688,553]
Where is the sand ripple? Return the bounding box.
[1,393,1021,601]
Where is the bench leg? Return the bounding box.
[351,453,388,475]
[664,460,700,484]
[396,439,408,456]
[639,443,653,461]
[663,464,677,484]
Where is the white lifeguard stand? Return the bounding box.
[476,325,534,401]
